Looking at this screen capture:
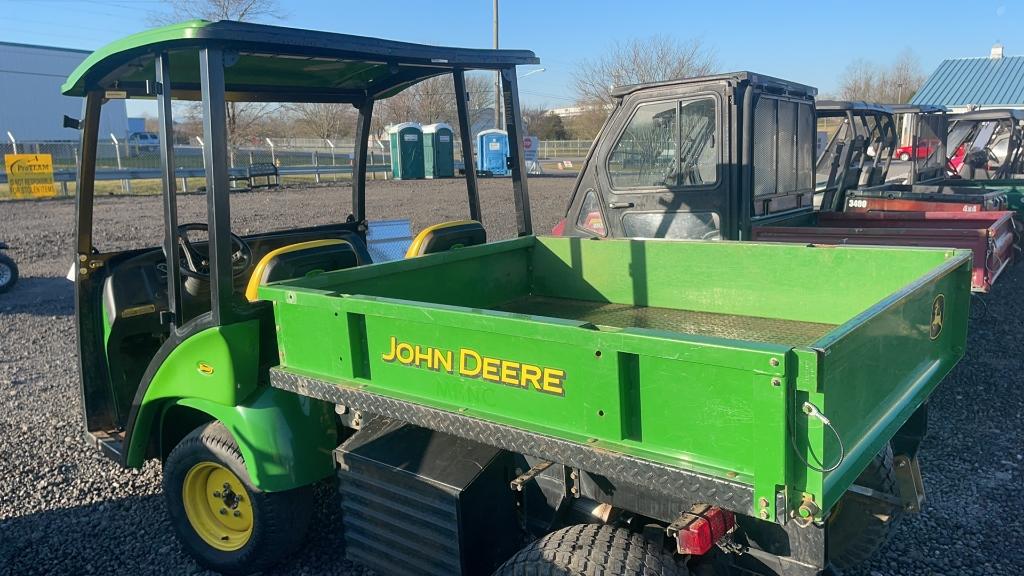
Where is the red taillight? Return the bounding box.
[674,505,735,556]
[550,218,566,236]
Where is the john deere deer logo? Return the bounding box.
[929,295,945,340]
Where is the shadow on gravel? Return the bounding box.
[0,277,73,317]
[0,480,363,576]
[0,494,174,575]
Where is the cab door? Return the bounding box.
[574,83,732,240]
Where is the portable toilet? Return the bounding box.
[388,122,425,179]
[422,123,455,178]
[476,129,509,176]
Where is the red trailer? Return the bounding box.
[753,211,1018,293]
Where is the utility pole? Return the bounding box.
[493,0,502,130]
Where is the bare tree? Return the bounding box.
[153,0,283,23]
[149,0,285,148]
[373,73,494,136]
[839,49,925,104]
[565,107,613,140]
[519,106,568,140]
[573,35,718,106]
[286,103,356,141]
[565,35,716,140]
[886,49,927,103]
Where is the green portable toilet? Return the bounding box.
[422,123,455,178]
[388,122,425,179]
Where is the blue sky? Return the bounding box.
[2,0,1020,114]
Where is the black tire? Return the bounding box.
[827,443,902,572]
[899,152,911,161]
[0,253,18,294]
[492,523,690,576]
[163,422,314,575]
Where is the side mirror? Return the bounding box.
[63,115,81,130]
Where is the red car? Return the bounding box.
[894,144,935,161]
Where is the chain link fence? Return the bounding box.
[1,135,592,198]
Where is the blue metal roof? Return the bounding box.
[912,55,1024,107]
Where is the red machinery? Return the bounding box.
[753,211,1018,293]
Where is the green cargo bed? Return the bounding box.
[260,236,971,521]
[494,296,837,346]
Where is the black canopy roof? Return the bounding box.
[63,20,539,103]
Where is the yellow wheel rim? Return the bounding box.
[182,462,254,551]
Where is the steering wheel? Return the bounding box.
[175,222,252,280]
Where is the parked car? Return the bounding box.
[127,131,159,156]
[895,144,935,161]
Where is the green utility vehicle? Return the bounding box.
[67,22,972,576]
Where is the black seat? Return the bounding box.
[405,220,486,258]
[245,235,371,301]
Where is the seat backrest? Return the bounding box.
[860,165,885,187]
[245,238,367,301]
[404,220,486,258]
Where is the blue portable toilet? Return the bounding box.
[476,129,509,176]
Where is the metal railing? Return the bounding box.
[1,135,593,196]
[537,139,593,159]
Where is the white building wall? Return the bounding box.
[0,42,127,142]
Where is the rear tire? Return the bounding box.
[492,523,690,576]
[899,152,911,161]
[163,422,314,575]
[827,443,902,572]
[0,253,18,294]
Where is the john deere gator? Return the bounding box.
[65,22,972,576]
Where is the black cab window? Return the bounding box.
[607,97,717,190]
[754,97,814,198]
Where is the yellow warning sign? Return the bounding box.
[4,154,57,198]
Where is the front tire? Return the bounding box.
[0,253,18,294]
[899,152,911,161]
[163,422,314,575]
[492,523,690,576]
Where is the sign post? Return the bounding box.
[4,154,57,198]
[523,135,542,174]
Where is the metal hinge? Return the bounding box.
[510,460,553,492]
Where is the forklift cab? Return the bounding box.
[63,20,536,570]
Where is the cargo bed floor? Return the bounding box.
[495,296,835,346]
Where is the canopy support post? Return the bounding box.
[75,91,102,256]
[156,52,182,328]
[454,70,481,221]
[352,98,374,224]
[199,47,235,325]
[501,66,532,235]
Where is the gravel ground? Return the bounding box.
[0,176,1022,575]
